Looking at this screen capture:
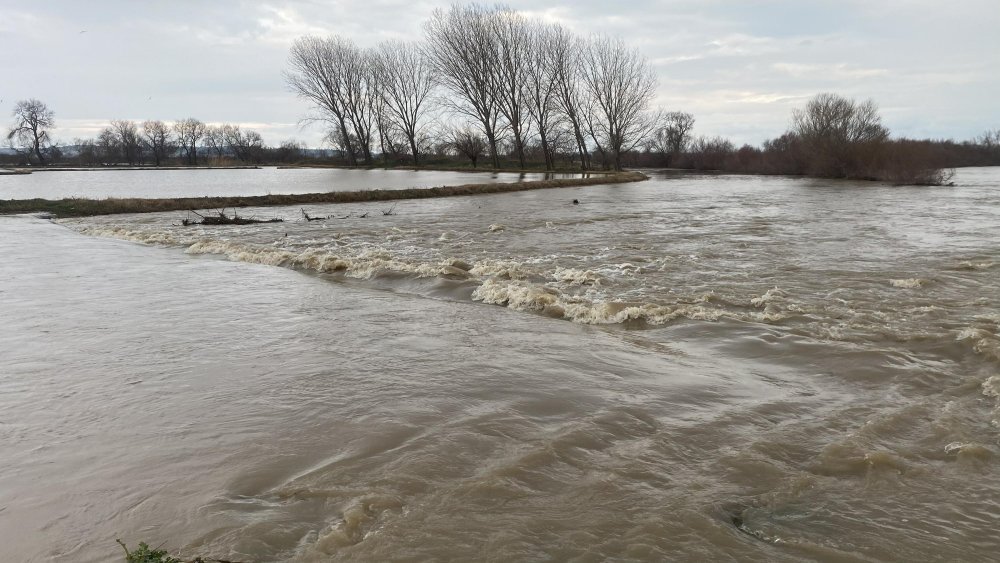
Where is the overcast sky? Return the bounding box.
[1,0,997,147]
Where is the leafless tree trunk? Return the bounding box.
[6,99,55,164]
[524,23,563,170]
[424,4,504,168]
[548,27,590,170]
[451,127,487,168]
[97,127,120,165]
[142,120,172,166]
[340,45,377,165]
[173,118,206,165]
[222,124,243,161]
[580,35,658,171]
[110,120,143,165]
[218,124,265,163]
[373,40,436,166]
[286,36,360,166]
[490,8,532,169]
[203,125,226,161]
[792,93,890,178]
[241,130,265,164]
[648,112,695,166]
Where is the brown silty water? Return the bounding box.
[2,168,999,561]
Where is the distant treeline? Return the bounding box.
[629,99,1000,184]
[5,97,998,187]
[642,136,1000,184]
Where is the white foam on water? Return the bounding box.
[958,328,1000,362]
[468,258,530,280]
[470,279,729,325]
[551,267,601,286]
[750,287,785,307]
[184,240,453,281]
[76,226,181,246]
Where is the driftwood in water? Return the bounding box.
[181,209,283,226]
[301,208,329,221]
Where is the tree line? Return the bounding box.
[287,4,659,171]
[81,118,281,166]
[632,94,1000,184]
[2,100,304,167]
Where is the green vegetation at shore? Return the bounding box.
[0,171,646,218]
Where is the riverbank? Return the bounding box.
[0,170,646,217]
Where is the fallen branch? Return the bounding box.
[301,208,329,221]
[182,208,283,226]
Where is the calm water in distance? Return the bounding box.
[0,166,576,199]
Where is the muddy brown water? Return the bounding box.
[2,168,999,561]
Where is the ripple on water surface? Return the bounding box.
[3,168,1000,561]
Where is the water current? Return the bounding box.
[2,168,999,561]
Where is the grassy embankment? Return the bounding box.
[0,170,646,218]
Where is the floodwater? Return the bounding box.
[0,167,575,199]
[2,168,999,562]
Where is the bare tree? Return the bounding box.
[549,26,590,169]
[688,136,735,170]
[73,137,100,166]
[6,99,55,164]
[97,127,120,164]
[142,120,173,166]
[580,35,658,170]
[222,125,265,163]
[173,118,206,165]
[203,125,227,161]
[523,23,562,170]
[274,139,304,162]
[581,91,610,169]
[978,128,1000,148]
[791,93,889,178]
[350,48,381,164]
[451,127,487,167]
[373,40,436,165]
[109,120,143,165]
[286,36,363,165]
[490,8,532,168]
[424,4,504,168]
[240,130,265,164]
[648,111,695,165]
[221,124,242,160]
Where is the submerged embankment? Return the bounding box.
[0,167,637,216]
